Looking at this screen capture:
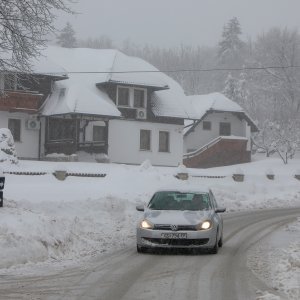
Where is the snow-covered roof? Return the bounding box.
[39,46,189,118]
[0,49,67,78]
[152,79,190,119]
[185,92,244,119]
[30,55,68,78]
[106,52,169,89]
[184,92,258,133]
[40,47,121,117]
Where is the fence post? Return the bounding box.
[0,172,5,207]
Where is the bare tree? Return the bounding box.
[271,120,300,164]
[0,0,75,72]
[253,28,300,117]
[253,119,300,163]
[252,120,277,157]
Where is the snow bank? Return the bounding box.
[248,218,300,300]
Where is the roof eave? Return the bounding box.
[97,80,169,91]
[40,112,121,119]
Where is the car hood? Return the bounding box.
[144,210,213,225]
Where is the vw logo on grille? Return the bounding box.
[170,224,178,231]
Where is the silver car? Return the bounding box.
[136,188,226,254]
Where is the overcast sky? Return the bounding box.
[56,0,300,47]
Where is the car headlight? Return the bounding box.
[140,219,154,229]
[196,220,212,230]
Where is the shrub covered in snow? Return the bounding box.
[139,159,153,171]
[0,128,18,164]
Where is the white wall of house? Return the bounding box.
[0,111,40,159]
[184,112,249,153]
[108,119,183,166]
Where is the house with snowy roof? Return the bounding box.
[183,93,258,168]
[0,46,189,166]
[0,47,258,168]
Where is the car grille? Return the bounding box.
[143,238,209,246]
[153,224,197,231]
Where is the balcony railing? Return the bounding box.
[0,90,43,113]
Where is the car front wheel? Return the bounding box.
[137,245,147,253]
[209,231,219,254]
[218,233,223,248]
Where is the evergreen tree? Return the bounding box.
[57,22,77,48]
[218,17,245,66]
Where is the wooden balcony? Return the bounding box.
[0,90,43,113]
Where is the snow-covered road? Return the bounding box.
[0,208,299,300]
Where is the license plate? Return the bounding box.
[161,233,187,239]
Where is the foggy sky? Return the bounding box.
[56,0,300,47]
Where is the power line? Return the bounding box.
[47,65,300,75]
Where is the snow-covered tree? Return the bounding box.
[0,128,18,164]
[223,71,250,109]
[218,17,245,67]
[0,0,74,72]
[252,120,277,157]
[271,120,300,164]
[253,120,300,163]
[57,22,77,48]
[223,73,238,100]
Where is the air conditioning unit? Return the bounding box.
[26,118,40,130]
[136,108,147,120]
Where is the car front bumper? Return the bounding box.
[137,227,217,249]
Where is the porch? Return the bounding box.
[44,115,109,156]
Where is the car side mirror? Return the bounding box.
[136,205,145,211]
[215,207,226,213]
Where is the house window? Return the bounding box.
[8,118,21,142]
[140,129,151,151]
[117,85,147,112]
[219,122,231,136]
[117,87,130,106]
[134,89,145,108]
[203,121,211,130]
[159,131,170,152]
[93,126,105,142]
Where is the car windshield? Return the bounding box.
[148,191,212,211]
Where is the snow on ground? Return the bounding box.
[248,218,300,300]
[0,155,300,290]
